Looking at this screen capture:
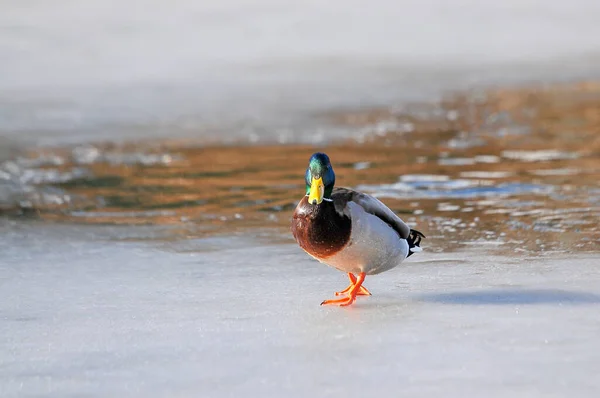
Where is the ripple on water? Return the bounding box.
[460,171,514,179]
[71,145,180,166]
[501,150,579,162]
[529,168,582,176]
[357,174,553,200]
[0,147,180,213]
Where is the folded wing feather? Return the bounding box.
[332,187,411,239]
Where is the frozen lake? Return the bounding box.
[2,1,600,396]
[1,222,600,397]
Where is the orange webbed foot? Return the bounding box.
[321,295,356,306]
[321,272,368,307]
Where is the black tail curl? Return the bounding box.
[406,229,425,257]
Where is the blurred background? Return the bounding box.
[2,0,600,146]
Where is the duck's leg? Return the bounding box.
[321,272,367,306]
[335,273,372,296]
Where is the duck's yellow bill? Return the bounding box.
[308,176,324,205]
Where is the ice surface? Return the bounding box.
[1,223,600,397]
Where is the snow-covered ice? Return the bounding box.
[1,223,599,397]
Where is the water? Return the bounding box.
[3,81,599,252]
[2,1,600,397]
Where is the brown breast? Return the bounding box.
[291,196,351,259]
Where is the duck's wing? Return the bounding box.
[331,187,411,239]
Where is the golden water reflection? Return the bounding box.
[5,81,600,254]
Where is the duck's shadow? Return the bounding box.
[415,288,600,305]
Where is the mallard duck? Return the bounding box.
[291,152,425,306]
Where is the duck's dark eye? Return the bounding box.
[323,167,335,188]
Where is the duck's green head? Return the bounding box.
[305,152,335,205]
